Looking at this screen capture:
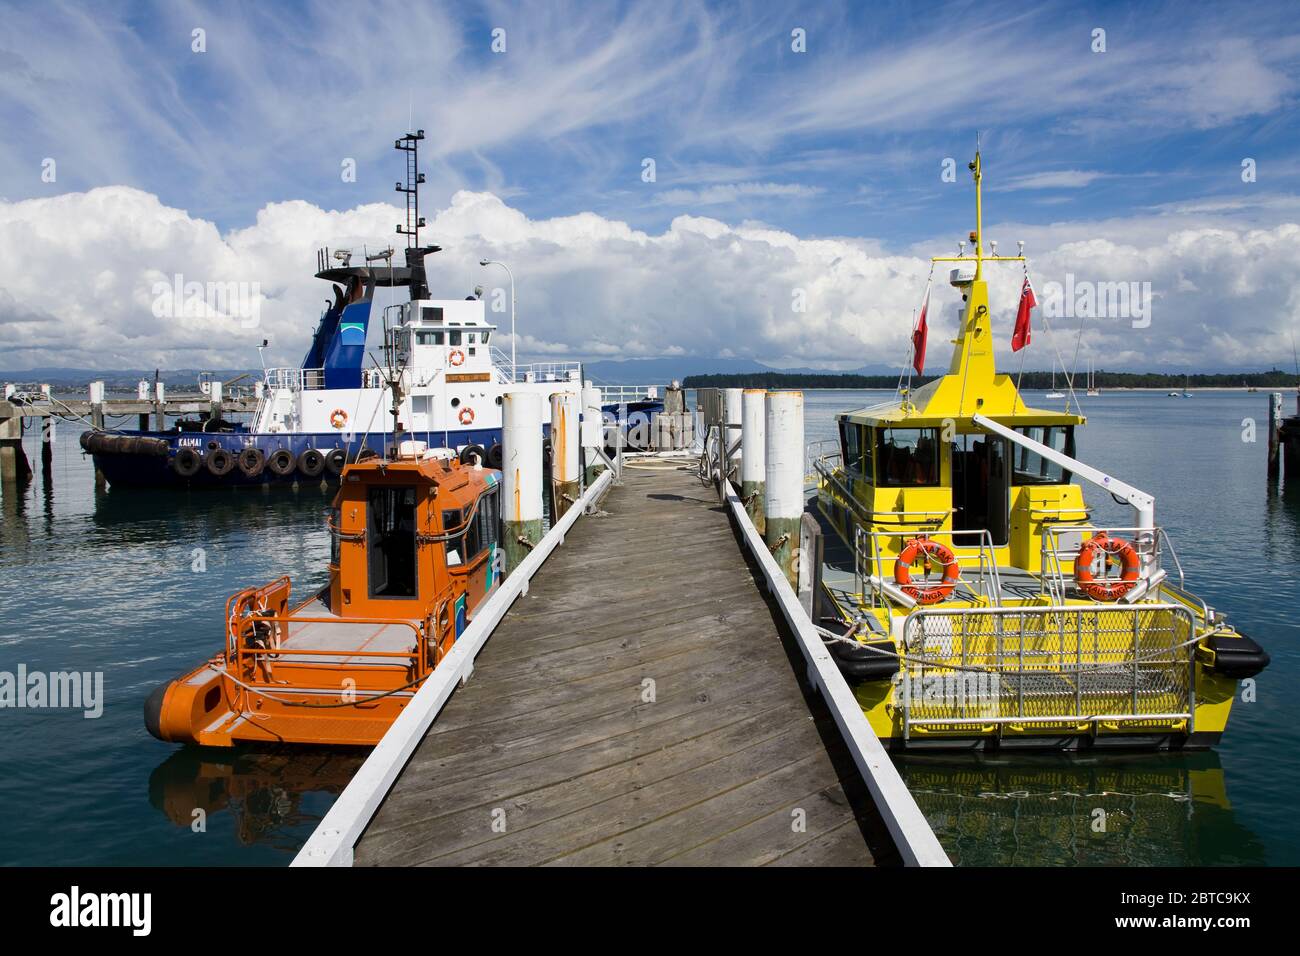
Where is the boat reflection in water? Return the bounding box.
[894,751,1266,866]
[148,748,366,851]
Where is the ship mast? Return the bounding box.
[926,146,1025,410]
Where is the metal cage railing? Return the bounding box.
[897,603,1197,739]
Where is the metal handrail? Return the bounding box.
[1039,523,1180,597]
[857,525,1004,609]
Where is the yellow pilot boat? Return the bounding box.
[813,152,1268,750]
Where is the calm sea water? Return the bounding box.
[0,389,1296,865]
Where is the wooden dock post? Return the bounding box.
[89,381,106,489]
[550,391,580,520]
[0,406,32,483]
[741,388,766,535]
[581,385,604,487]
[1269,392,1283,481]
[765,390,804,588]
[503,392,544,575]
[40,417,54,471]
[724,388,743,484]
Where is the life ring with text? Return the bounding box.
[894,535,960,605]
[458,406,475,426]
[329,409,348,429]
[1074,532,1140,601]
[448,349,466,367]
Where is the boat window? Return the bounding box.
[467,333,477,344]
[443,508,466,566]
[475,488,499,556]
[367,486,418,598]
[415,330,441,346]
[482,331,491,344]
[1013,426,1074,485]
[422,306,444,323]
[875,428,939,487]
[842,421,863,476]
[449,330,462,346]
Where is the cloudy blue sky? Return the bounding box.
[2,0,1299,372]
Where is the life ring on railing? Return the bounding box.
[448,349,466,367]
[1074,532,1140,601]
[329,408,348,429]
[458,406,475,426]
[894,535,960,605]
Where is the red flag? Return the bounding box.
[911,289,929,375]
[1012,276,1036,352]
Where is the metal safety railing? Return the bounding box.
[598,384,661,405]
[897,603,1197,739]
[264,367,326,391]
[1039,523,1185,603]
[856,525,1003,609]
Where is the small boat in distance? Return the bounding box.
[1169,373,1192,397]
[1086,359,1100,397]
[1046,360,1065,399]
[145,441,503,747]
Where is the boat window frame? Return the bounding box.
[1012,425,1075,486]
[874,426,941,488]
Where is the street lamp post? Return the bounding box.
[479,258,516,376]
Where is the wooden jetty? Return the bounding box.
[0,381,258,483]
[354,465,891,866]
[294,390,948,867]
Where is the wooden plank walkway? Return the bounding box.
[354,464,899,866]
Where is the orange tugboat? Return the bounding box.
[145,443,502,746]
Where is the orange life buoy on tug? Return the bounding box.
[458,406,475,426]
[1074,531,1140,601]
[448,349,466,367]
[894,535,960,605]
[329,409,348,429]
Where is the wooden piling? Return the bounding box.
[550,392,580,520]
[502,392,544,575]
[1269,392,1283,481]
[741,388,766,534]
[764,391,804,588]
[0,409,32,483]
[581,385,604,487]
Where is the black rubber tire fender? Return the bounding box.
[459,443,487,467]
[324,448,348,476]
[298,447,325,478]
[237,447,266,478]
[487,443,504,470]
[206,447,235,476]
[267,448,295,476]
[173,447,203,477]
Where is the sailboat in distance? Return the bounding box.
[1046,359,1065,399]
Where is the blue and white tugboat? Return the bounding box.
[83,132,662,487]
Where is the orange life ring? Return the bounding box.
[1074,532,1140,601]
[329,409,348,429]
[894,535,960,605]
[458,406,475,426]
[448,349,466,367]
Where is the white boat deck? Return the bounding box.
[279,596,418,665]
